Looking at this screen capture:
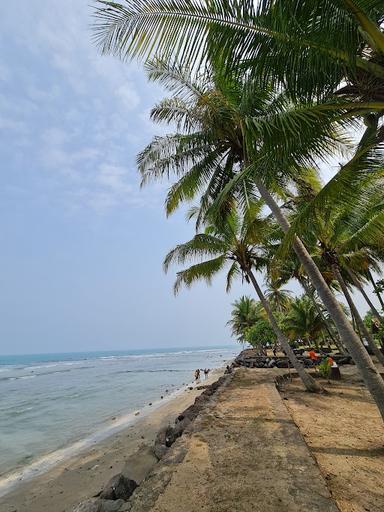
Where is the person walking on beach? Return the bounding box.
[204,368,210,379]
[194,368,200,381]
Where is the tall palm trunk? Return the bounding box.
[298,277,345,353]
[332,265,384,365]
[255,179,384,421]
[246,268,322,393]
[346,268,382,322]
[368,269,384,310]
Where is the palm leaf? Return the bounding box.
[173,255,227,294]
[163,234,227,272]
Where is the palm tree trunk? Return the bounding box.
[332,265,384,365]
[255,179,384,421]
[298,277,345,353]
[346,268,382,321]
[367,269,384,311]
[246,268,322,393]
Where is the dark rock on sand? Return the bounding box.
[101,500,126,512]
[164,425,180,447]
[153,427,169,460]
[153,423,185,460]
[73,498,125,512]
[99,474,137,501]
[180,404,201,421]
[154,426,167,446]
[153,443,168,460]
[174,417,191,436]
[73,499,101,512]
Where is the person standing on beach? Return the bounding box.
[204,368,210,379]
[194,368,200,381]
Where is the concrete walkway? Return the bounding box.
[126,369,338,512]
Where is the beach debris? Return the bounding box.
[148,402,152,406]
[99,473,138,501]
[134,411,140,416]
[160,395,164,399]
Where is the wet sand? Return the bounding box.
[0,369,223,512]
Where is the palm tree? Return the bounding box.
[264,283,292,314]
[283,296,327,348]
[164,206,321,392]
[227,296,258,344]
[137,61,384,416]
[292,187,384,364]
[92,3,384,417]
[93,0,384,110]
[368,272,384,311]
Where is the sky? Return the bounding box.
[0,1,379,355]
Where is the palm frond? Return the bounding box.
[274,134,384,262]
[173,255,227,294]
[226,261,240,292]
[145,59,207,101]
[163,234,227,272]
[150,98,201,132]
[164,149,224,215]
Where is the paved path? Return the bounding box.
[127,369,338,512]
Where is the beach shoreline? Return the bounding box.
[0,367,226,512]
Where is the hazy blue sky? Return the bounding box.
[0,1,379,355]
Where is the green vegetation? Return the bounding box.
[92,0,384,420]
[244,320,277,352]
[227,296,259,345]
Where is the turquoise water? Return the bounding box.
[0,346,238,476]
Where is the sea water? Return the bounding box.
[0,346,238,478]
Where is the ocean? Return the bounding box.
[0,346,238,480]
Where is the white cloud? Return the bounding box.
[96,164,132,194]
[0,0,166,215]
[116,84,140,110]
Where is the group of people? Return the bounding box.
[194,368,210,381]
[308,349,337,368]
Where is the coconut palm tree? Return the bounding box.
[164,205,322,392]
[281,182,384,363]
[93,0,384,110]
[369,273,384,310]
[264,283,293,314]
[136,61,384,417]
[92,3,384,416]
[227,296,258,344]
[283,296,328,348]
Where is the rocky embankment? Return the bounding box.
[234,348,353,368]
[72,374,232,512]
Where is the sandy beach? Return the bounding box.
[0,368,225,512]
